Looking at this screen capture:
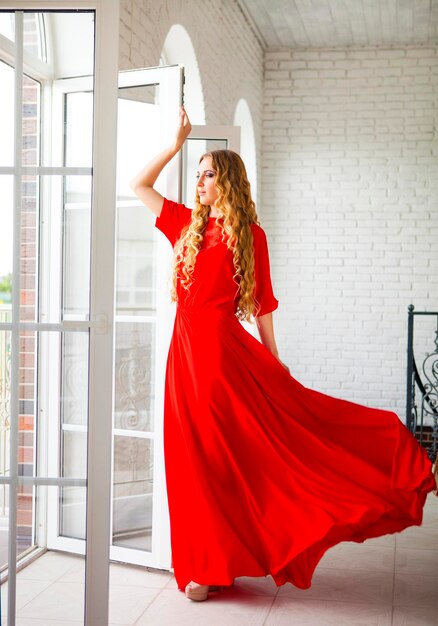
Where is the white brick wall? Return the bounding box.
[119,0,264,200]
[121,5,438,418]
[263,46,438,416]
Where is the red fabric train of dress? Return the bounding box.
[155,197,435,592]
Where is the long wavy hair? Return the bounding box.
[169,149,261,322]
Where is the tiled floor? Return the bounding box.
[1,492,437,625]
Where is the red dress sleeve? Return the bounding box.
[252,225,279,317]
[155,197,192,247]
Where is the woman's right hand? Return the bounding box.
[173,105,192,151]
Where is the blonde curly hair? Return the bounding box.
[170,150,262,323]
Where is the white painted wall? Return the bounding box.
[263,46,438,415]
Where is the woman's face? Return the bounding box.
[196,156,218,207]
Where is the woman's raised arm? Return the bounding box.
[130,106,192,217]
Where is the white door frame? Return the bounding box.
[0,3,120,625]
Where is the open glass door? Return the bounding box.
[0,5,120,624]
[47,65,184,572]
[111,66,183,569]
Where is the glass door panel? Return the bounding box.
[113,82,159,558]
[42,180,90,552]
[48,66,183,573]
[113,322,155,433]
[63,175,92,320]
[112,435,153,551]
[111,66,182,569]
[64,92,93,168]
[44,172,91,550]
[113,321,155,553]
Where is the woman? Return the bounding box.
[131,106,436,602]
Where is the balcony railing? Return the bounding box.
[406,305,438,461]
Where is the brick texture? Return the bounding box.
[263,46,438,414]
[121,5,438,418]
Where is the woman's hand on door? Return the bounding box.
[173,105,192,152]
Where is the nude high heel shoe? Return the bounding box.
[185,581,209,601]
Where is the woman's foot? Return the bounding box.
[185,581,209,601]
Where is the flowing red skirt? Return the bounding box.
[163,307,436,591]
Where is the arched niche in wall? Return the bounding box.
[233,99,257,205]
[161,24,205,125]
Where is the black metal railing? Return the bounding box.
[406,305,438,461]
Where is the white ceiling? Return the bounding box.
[238,0,438,48]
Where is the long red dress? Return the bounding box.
[155,197,435,592]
